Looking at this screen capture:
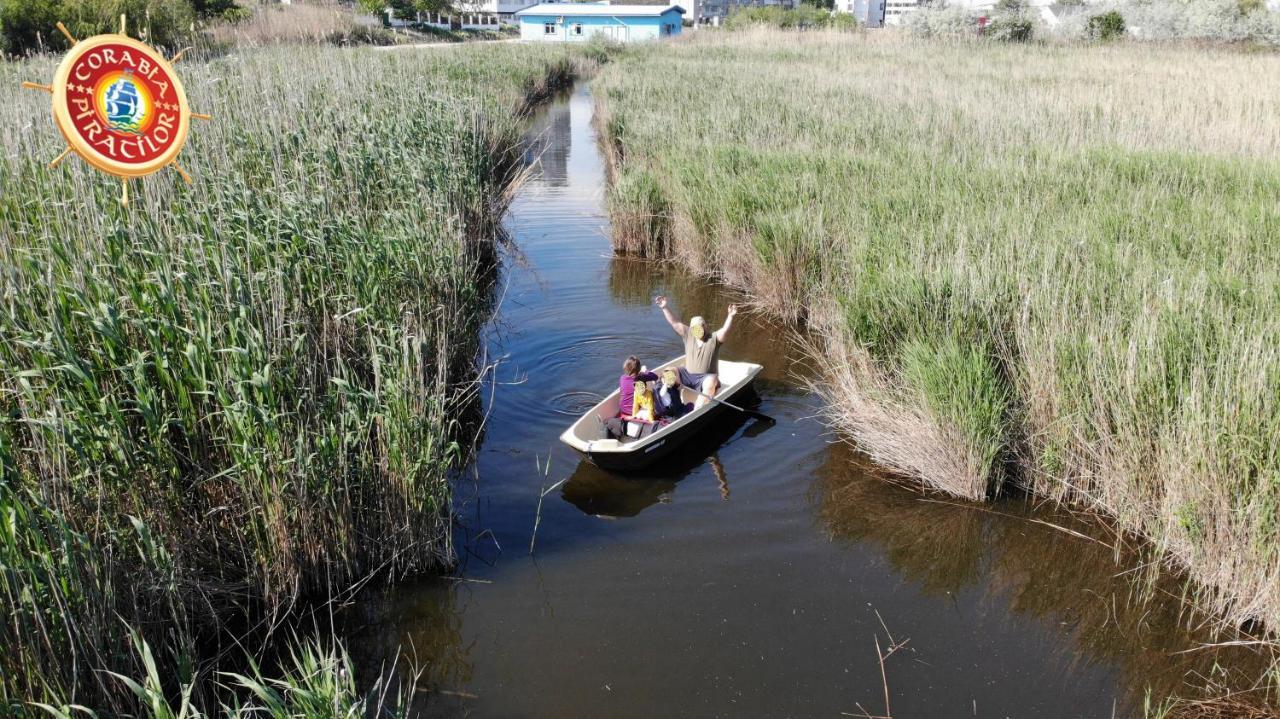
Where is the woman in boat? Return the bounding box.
[654,296,739,408]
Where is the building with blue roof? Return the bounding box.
[514,3,685,42]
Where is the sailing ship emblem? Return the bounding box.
[21,15,211,206]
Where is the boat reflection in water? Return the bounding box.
[560,399,772,518]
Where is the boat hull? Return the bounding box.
[582,378,756,472]
[560,356,765,473]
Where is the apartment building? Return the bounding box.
[833,0,885,26]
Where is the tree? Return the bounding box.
[366,0,455,20]
[1086,10,1125,40]
[191,0,241,17]
[0,0,195,55]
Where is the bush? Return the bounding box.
[1244,7,1280,45]
[1182,0,1252,41]
[725,5,858,31]
[985,14,1034,42]
[1086,10,1126,40]
[828,11,859,30]
[1047,0,1280,46]
[326,23,402,46]
[1133,0,1280,46]
[904,4,980,38]
[192,0,242,18]
[0,0,196,55]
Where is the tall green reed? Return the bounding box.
[1,43,585,712]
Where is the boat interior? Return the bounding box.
[562,357,761,449]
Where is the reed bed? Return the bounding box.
[204,1,400,48]
[597,29,1280,643]
[0,42,584,713]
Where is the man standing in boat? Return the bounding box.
[654,296,738,408]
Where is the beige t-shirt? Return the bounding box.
[684,330,720,374]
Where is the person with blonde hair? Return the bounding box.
[654,296,738,408]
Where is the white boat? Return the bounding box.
[559,355,763,471]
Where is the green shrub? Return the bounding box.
[1087,10,1126,41]
[828,11,859,30]
[985,14,1033,42]
[904,4,980,38]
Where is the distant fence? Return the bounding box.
[385,10,509,30]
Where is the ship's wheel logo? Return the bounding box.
[22,16,211,206]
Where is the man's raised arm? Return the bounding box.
[654,296,687,336]
[714,304,739,343]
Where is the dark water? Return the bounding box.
[343,85,1270,717]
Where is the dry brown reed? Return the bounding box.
[205,1,389,47]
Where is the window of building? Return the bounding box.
[544,21,557,34]
[572,22,584,35]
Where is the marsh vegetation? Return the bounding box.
[598,28,1280,663]
[0,42,585,713]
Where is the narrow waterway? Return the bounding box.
[343,85,1269,717]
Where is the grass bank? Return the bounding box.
[0,42,591,713]
[597,29,1280,647]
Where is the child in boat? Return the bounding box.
[618,356,657,419]
[632,377,656,422]
[655,368,691,420]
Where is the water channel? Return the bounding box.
[342,85,1270,717]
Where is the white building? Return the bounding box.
[514,3,685,41]
[878,0,1057,27]
[454,0,537,18]
[831,0,884,27]
[881,0,921,25]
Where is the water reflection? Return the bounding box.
[813,441,1276,710]
[341,578,473,716]
[560,409,768,518]
[606,256,655,307]
[561,468,677,518]
[522,96,570,187]
[709,454,729,501]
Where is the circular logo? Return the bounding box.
[51,35,189,178]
